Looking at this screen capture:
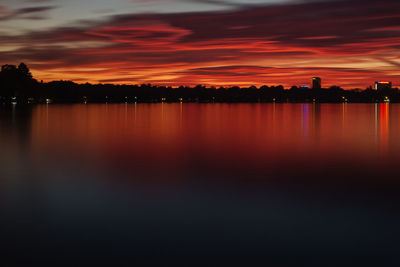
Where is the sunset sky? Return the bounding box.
[0,0,399,88]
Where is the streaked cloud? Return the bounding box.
[0,5,56,21]
[0,0,399,88]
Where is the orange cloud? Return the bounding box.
[0,0,399,88]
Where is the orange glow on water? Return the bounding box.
[29,103,398,178]
[379,103,389,157]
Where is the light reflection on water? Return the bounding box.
[27,103,397,165]
[1,103,400,265]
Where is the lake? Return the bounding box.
[1,103,400,265]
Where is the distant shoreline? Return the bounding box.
[1,63,398,104]
[1,87,397,104]
[0,98,395,104]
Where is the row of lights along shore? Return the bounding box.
[6,77,394,105]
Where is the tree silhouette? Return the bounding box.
[0,62,37,98]
[1,64,18,72]
[18,63,33,79]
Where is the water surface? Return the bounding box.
[1,103,400,265]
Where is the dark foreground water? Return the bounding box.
[1,103,400,265]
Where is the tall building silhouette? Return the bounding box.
[312,77,321,89]
[374,81,392,90]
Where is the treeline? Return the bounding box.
[0,63,398,103]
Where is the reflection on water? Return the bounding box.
[1,103,400,265]
[379,103,389,157]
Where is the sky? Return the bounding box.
[0,0,399,88]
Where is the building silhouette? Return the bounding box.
[312,77,321,89]
[375,81,392,90]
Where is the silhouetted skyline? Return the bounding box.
[0,63,399,103]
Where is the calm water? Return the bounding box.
[1,103,400,265]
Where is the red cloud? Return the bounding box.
[0,0,399,88]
